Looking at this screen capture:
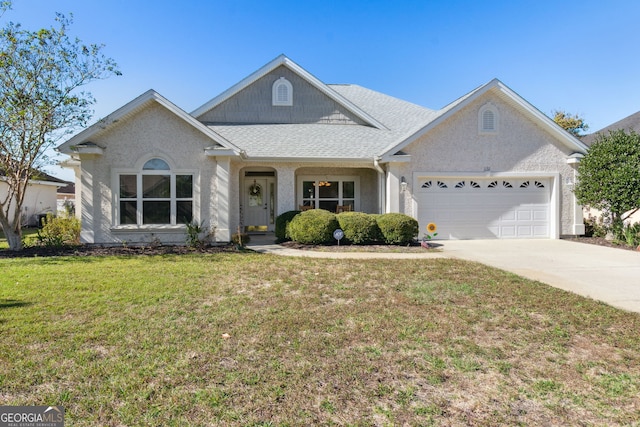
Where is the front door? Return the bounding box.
[243,177,275,232]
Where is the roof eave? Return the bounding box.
[57,90,242,156]
[240,155,375,164]
[379,79,589,160]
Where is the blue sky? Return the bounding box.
[5,0,640,180]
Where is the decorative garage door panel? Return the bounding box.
[417,178,550,239]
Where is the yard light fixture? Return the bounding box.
[400,176,407,192]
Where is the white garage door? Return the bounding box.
[417,177,551,239]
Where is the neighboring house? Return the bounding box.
[582,110,640,146]
[56,182,75,215]
[0,170,67,227]
[57,55,588,244]
[581,110,640,225]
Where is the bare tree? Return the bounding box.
[0,6,120,250]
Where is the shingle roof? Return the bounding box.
[206,84,437,160]
[582,110,640,146]
[0,168,68,184]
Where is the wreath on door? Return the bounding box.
[248,181,262,206]
[249,182,262,197]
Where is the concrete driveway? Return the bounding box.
[441,239,640,314]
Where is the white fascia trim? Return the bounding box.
[191,55,388,130]
[76,145,105,155]
[57,90,242,156]
[59,158,81,168]
[205,147,239,157]
[239,156,374,165]
[383,154,412,163]
[566,153,583,164]
[379,79,589,161]
[495,82,589,154]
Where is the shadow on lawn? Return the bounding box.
[0,299,32,309]
[0,299,32,323]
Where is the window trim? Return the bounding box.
[272,77,293,106]
[112,157,198,229]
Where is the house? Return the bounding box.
[582,110,640,146]
[0,170,67,227]
[56,182,76,215]
[56,55,588,244]
[581,110,640,225]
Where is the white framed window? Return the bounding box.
[298,175,360,212]
[478,103,498,134]
[117,158,194,226]
[272,77,293,106]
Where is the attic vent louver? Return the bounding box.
[478,103,498,134]
[272,77,293,106]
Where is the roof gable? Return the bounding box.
[379,79,588,161]
[57,90,240,155]
[191,55,387,130]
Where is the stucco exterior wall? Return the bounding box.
[77,103,219,244]
[393,94,582,236]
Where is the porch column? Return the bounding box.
[569,169,585,235]
[79,157,96,243]
[386,163,402,213]
[216,157,231,241]
[276,166,296,215]
[567,158,585,236]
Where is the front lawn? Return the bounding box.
[1,253,639,425]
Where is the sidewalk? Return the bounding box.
[246,233,446,259]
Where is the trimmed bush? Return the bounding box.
[376,213,419,245]
[37,213,81,247]
[336,212,382,244]
[288,209,339,245]
[275,210,301,242]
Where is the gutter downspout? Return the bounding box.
[373,157,385,214]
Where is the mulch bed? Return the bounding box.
[1,237,637,258]
[564,236,640,252]
[0,244,240,258]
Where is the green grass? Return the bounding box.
[1,253,640,425]
[0,227,39,249]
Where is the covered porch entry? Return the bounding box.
[242,169,276,232]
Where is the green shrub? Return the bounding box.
[275,210,301,242]
[185,221,215,249]
[37,213,81,247]
[336,212,381,244]
[376,213,419,245]
[622,222,640,247]
[288,209,339,245]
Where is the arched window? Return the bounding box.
[272,77,293,106]
[478,103,498,134]
[118,158,193,225]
